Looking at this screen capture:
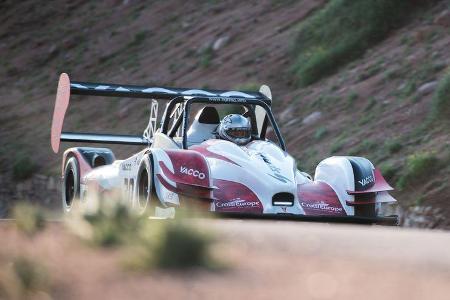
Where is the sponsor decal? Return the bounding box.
[121,162,132,171]
[215,198,260,209]
[165,191,177,201]
[298,182,346,216]
[258,153,291,183]
[301,201,343,213]
[180,166,206,180]
[358,175,374,187]
[208,97,247,103]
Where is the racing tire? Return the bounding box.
[136,154,154,216]
[353,193,377,218]
[62,156,80,213]
[354,205,376,218]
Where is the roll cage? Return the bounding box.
[160,96,286,151]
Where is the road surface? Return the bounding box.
[1,219,449,299]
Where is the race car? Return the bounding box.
[51,73,398,224]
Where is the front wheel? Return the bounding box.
[62,156,80,213]
[353,193,377,218]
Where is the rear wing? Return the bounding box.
[51,73,271,153]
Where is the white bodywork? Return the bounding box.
[73,85,395,217]
[80,139,396,217]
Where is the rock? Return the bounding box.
[279,107,293,123]
[118,102,132,119]
[434,10,450,28]
[16,182,25,199]
[417,81,438,95]
[47,177,56,190]
[212,36,230,51]
[302,111,322,126]
[48,45,58,56]
[285,118,300,128]
[397,82,407,90]
[181,21,190,29]
[401,205,448,229]
[34,174,47,181]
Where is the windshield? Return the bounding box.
[184,99,285,150]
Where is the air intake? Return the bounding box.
[272,192,294,206]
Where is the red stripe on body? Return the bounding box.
[298,182,346,216]
[213,179,263,214]
[190,143,240,166]
[156,174,212,199]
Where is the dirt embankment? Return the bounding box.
[0,0,449,225]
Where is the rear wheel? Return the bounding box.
[62,156,80,212]
[136,155,154,216]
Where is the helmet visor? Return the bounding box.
[226,127,251,139]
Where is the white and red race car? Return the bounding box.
[51,73,398,224]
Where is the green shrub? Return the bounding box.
[234,82,261,92]
[430,71,450,120]
[0,257,50,299]
[364,97,377,112]
[346,91,359,107]
[397,152,439,190]
[12,153,37,181]
[82,201,143,247]
[13,203,46,237]
[348,139,377,156]
[127,30,150,48]
[12,257,49,292]
[379,162,397,182]
[153,221,214,270]
[314,126,328,140]
[330,137,345,154]
[67,198,219,271]
[291,0,432,86]
[200,46,213,68]
[384,139,403,154]
[123,219,217,271]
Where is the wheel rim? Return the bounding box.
[138,170,149,211]
[65,169,75,207]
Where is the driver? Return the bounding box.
[216,114,252,145]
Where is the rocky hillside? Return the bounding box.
[0,0,449,226]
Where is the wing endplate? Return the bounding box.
[51,73,71,153]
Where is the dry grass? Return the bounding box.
[65,196,220,271]
[0,256,50,300]
[13,203,46,237]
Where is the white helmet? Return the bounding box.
[217,114,252,145]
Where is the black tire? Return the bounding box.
[62,156,80,212]
[136,155,154,215]
[354,193,377,218]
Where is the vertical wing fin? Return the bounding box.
[51,73,71,153]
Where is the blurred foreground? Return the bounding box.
[1,214,450,299]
